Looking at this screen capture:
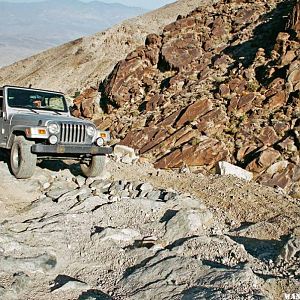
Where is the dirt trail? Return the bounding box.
[1,157,298,239]
[0,161,39,220]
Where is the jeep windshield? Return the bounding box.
[7,88,68,113]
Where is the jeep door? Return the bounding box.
[0,89,5,146]
[0,88,11,148]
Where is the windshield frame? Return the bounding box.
[5,87,69,113]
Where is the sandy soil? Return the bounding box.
[108,161,300,240]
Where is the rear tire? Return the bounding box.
[80,155,105,177]
[10,136,37,179]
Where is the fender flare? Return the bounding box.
[7,126,28,148]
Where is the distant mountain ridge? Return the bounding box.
[0,0,146,67]
[0,0,208,94]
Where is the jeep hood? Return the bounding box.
[10,113,94,127]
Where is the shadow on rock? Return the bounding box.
[228,235,288,260]
[50,275,86,292]
[38,160,82,176]
[225,1,294,69]
[180,266,267,300]
[78,289,113,300]
[159,209,178,223]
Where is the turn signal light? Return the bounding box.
[25,127,48,138]
[100,132,107,138]
[38,129,47,135]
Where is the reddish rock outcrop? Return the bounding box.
[154,138,229,170]
[175,99,213,128]
[76,0,300,194]
[72,87,100,119]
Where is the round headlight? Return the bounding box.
[96,137,104,147]
[49,135,58,145]
[48,123,60,134]
[87,125,96,137]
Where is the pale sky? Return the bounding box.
[0,0,176,9]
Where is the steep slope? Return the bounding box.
[0,0,214,95]
[85,0,300,194]
[0,0,146,67]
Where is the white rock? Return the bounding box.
[74,175,86,187]
[276,236,300,263]
[139,182,153,192]
[114,145,139,163]
[97,228,141,243]
[43,182,51,190]
[121,155,136,164]
[172,196,207,210]
[114,145,136,157]
[163,209,214,245]
[92,171,111,181]
[217,161,253,181]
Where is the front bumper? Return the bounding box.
[31,144,113,155]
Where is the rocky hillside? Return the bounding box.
[78,0,300,194]
[0,1,299,299]
[0,0,212,95]
[0,155,299,299]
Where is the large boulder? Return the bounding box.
[162,209,214,246]
[154,138,229,169]
[217,161,253,181]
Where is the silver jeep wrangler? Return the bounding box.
[0,85,112,179]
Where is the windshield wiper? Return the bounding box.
[52,110,62,115]
[28,108,39,114]
[13,105,39,114]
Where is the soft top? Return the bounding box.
[2,85,64,95]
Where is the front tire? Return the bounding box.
[80,155,105,177]
[10,136,37,179]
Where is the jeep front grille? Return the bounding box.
[60,123,86,143]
